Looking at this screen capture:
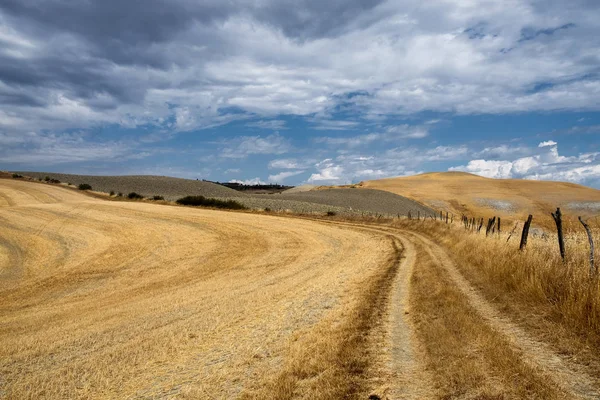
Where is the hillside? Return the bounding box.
[12,172,245,200]
[360,172,600,227]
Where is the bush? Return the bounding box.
[12,173,23,179]
[48,178,60,184]
[176,196,247,210]
[78,183,92,190]
[152,195,165,201]
[326,211,337,216]
[264,207,272,212]
[44,176,50,181]
[109,191,115,196]
[117,192,123,197]
[128,192,144,199]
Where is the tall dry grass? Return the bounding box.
[393,217,600,363]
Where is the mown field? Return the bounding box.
[2,176,600,399]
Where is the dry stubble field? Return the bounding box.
[0,179,396,398]
[2,178,600,399]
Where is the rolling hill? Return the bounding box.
[359,172,600,228]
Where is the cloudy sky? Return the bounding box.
[1,0,599,187]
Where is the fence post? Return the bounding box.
[551,207,566,261]
[418,211,420,221]
[519,215,533,251]
[497,217,501,235]
[507,222,518,243]
[578,216,595,276]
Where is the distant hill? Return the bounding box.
[12,172,245,200]
[360,172,600,228]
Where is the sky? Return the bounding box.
[0,0,599,187]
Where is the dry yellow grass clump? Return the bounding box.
[0,179,396,399]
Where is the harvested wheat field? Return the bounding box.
[0,178,400,398]
[361,171,600,228]
[3,177,600,399]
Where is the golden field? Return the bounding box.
[360,172,600,229]
[2,177,600,399]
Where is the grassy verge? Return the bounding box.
[409,237,566,399]
[394,219,600,381]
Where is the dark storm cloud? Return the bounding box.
[0,0,382,114]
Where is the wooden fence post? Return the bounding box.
[446,211,449,224]
[551,207,566,261]
[519,215,533,251]
[417,211,420,221]
[578,216,595,276]
[506,222,518,243]
[497,217,501,235]
[478,218,483,233]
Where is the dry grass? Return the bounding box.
[393,218,600,383]
[362,171,600,229]
[409,237,566,399]
[0,179,395,399]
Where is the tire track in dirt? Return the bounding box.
[385,235,436,399]
[313,218,600,398]
[402,229,600,399]
[318,221,435,399]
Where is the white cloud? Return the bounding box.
[450,141,600,184]
[267,170,305,182]
[229,177,266,185]
[539,140,558,147]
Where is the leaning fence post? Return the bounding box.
[507,222,518,243]
[519,215,533,251]
[578,216,595,276]
[497,217,501,235]
[551,207,566,261]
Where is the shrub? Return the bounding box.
[128,192,144,199]
[326,211,337,216]
[264,207,272,212]
[48,178,60,184]
[117,192,123,197]
[176,196,247,210]
[78,183,92,190]
[109,191,115,196]
[12,173,23,179]
[152,195,165,201]
[44,176,50,181]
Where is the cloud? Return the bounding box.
[246,119,287,130]
[267,170,305,182]
[0,0,598,143]
[0,131,147,165]
[315,124,429,147]
[221,133,291,158]
[229,177,266,185]
[449,141,600,185]
[307,159,344,183]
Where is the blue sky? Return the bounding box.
[0,0,599,187]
